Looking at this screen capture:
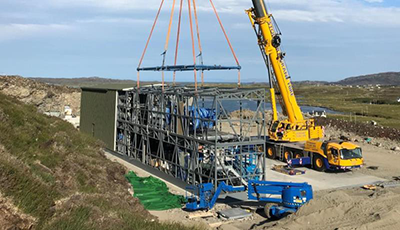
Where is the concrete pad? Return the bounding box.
[265,160,385,191]
[105,149,385,201]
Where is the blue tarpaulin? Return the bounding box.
[166,106,216,130]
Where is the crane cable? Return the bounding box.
[136,0,165,89]
[187,0,198,93]
[161,0,177,92]
[173,0,184,86]
[138,0,241,90]
[209,0,241,87]
[191,0,204,87]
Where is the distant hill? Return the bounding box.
[337,72,400,86]
[293,80,329,85]
[30,77,136,88]
[25,72,400,87]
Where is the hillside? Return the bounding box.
[0,93,195,230]
[30,77,136,88]
[337,72,400,85]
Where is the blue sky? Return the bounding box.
[0,0,399,82]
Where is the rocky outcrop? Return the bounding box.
[0,75,81,116]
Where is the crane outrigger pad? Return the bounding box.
[272,165,306,176]
[137,64,241,72]
[218,208,252,220]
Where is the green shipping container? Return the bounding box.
[80,84,134,150]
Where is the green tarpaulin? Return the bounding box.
[125,171,186,211]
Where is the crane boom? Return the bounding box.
[249,0,303,123]
[247,0,323,142]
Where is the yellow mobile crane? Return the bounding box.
[246,0,363,171]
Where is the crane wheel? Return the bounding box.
[284,150,292,162]
[294,152,303,159]
[313,154,326,172]
[267,147,276,159]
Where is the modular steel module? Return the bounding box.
[116,86,267,187]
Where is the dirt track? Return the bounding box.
[261,187,400,230]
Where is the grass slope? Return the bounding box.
[294,85,400,128]
[0,93,198,230]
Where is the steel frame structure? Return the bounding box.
[116,86,266,187]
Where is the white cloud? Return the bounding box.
[270,3,400,26]
[42,0,400,27]
[1,0,399,44]
[0,0,397,46]
[49,0,161,10]
[0,23,74,42]
[76,17,153,24]
[364,0,384,3]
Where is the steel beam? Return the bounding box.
[137,64,241,72]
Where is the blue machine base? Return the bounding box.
[269,205,297,219]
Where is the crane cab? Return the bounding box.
[305,140,364,170]
[269,119,323,142]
